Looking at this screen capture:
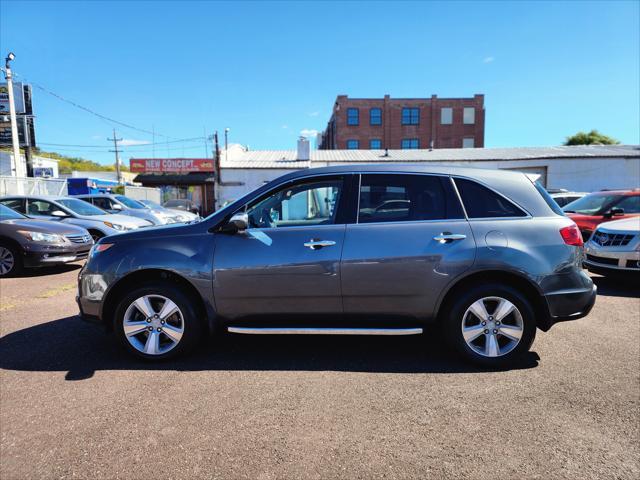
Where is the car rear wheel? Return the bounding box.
[0,243,22,277]
[114,283,203,360]
[444,283,536,368]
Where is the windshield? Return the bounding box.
[140,200,162,209]
[563,194,621,215]
[115,195,146,209]
[0,204,26,220]
[58,198,106,216]
[164,200,188,208]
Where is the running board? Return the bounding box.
[227,327,423,336]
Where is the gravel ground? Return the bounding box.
[1,263,639,479]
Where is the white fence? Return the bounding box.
[0,176,68,196]
[124,185,162,203]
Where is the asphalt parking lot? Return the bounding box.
[0,263,638,479]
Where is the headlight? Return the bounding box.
[17,230,65,243]
[103,221,127,231]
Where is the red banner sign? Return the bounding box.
[129,158,215,173]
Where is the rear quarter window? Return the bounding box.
[455,178,528,218]
[534,182,565,215]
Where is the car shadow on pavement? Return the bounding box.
[0,315,540,380]
[592,275,640,298]
[10,263,82,278]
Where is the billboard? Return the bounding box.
[0,115,31,147]
[130,158,215,173]
[0,82,27,114]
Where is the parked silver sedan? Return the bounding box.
[74,194,182,225]
[0,195,152,241]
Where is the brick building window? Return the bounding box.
[441,107,453,125]
[401,138,419,149]
[370,139,382,149]
[462,138,475,148]
[346,139,359,149]
[401,108,419,125]
[347,108,359,126]
[463,107,475,124]
[370,108,382,125]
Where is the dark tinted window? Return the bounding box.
[455,178,527,218]
[615,195,640,213]
[535,182,565,215]
[0,198,25,213]
[92,197,114,210]
[358,174,463,223]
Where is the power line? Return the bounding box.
[37,136,207,149]
[0,67,173,139]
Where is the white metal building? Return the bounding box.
[0,151,60,178]
[217,144,640,207]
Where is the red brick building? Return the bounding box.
[319,94,485,150]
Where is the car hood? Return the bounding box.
[597,216,640,233]
[0,218,89,235]
[76,213,151,227]
[103,221,200,242]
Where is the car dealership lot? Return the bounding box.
[0,265,638,479]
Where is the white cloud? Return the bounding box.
[308,111,320,117]
[483,56,495,64]
[300,129,319,138]
[120,138,151,146]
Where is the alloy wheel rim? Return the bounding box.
[461,296,524,358]
[123,294,184,355]
[0,247,15,275]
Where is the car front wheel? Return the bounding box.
[445,283,536,368]
[114,283,202,360]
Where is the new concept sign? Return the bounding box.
[129,158,215,173]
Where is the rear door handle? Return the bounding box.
[433,233,467,243]
[304,239,336,250]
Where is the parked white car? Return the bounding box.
[550,191,588,208]
[584,216,640,275]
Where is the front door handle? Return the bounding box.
[304,239,336,250]
[433,233,467,243]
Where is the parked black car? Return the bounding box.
[0,204,93,277]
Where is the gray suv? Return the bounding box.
[77,165,596,367]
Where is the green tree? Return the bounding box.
[564,130,620,146]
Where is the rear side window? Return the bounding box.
[455,178,527,218]
[358,174,463,223]
[615,195,640,214]
[534,181,565,215]
[0,198,25,213]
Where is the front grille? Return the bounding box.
[66,234,92,244]
[586,254,619,266]
[591,231,636,247]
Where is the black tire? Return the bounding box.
[114,282,203,360]
[0,242,23,277]
[443,283,536,368]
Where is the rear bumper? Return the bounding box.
[539,283,597,330]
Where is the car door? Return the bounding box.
[341,173,476,319]
[213,175,349,320]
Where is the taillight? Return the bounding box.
[560,224,584,247]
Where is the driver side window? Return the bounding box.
[246,178,343,229]
[27,200,58,216]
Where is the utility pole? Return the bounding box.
[4,52,23,178]
[108,128,123,183]
[224,127,229,161]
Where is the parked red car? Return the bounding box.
[563,190,640,240]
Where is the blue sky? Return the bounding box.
[1,0,638,165]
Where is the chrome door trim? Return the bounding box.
[227,327,423,335]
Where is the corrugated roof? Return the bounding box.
[221,145,640,169]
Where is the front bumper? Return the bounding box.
[584,244,640,272]
[23,244,92,267]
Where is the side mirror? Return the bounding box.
[51,210,67,218]
[222,212,248,233]
[604,207,624,218]
[112,203,123,210]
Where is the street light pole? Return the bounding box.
[4,52,23,178]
